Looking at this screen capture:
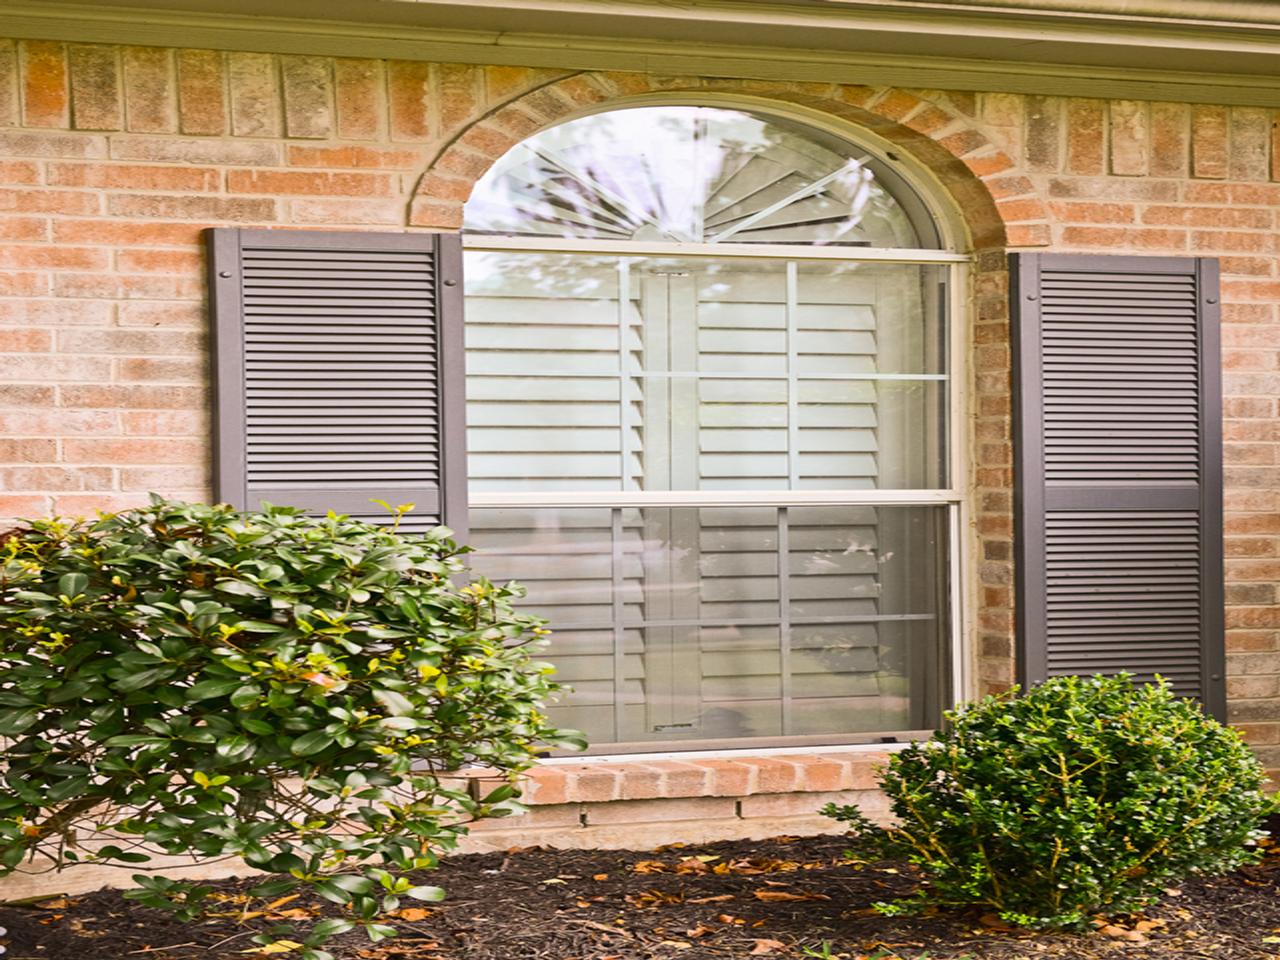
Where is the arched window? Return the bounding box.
[462,105,964,753]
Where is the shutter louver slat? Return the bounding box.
[209,228,467,535]
[1012,253,1223,718]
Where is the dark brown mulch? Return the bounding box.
[4,834,1280,960]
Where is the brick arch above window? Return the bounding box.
[406,72,1051,251]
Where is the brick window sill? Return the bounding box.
[513,751,894,806]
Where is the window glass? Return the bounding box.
[465,106,938,248]
[468,505,950,745]
[466,252,947,493]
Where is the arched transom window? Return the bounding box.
[462,105,964,753]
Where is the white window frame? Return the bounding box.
[463,234,971,756]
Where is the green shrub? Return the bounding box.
[0,497,581,958]
[824,674,1273,929]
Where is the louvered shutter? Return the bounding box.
[1011,253,1223,718]
[207,229,466,536]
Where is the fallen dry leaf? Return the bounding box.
[753,890,830,903]
[397,908,431,921]
[750,939,787,955]
[686,894,735,904]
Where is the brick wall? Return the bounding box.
[0,37,1279,814]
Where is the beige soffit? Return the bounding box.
[7,0,1280,106]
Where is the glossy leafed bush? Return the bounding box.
[0,498,580,957]
[825,674,1274,929]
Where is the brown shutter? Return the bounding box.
[207,229,467,537]
[1011,253,1224,718]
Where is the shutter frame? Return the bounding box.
[1011,252,1224,718]
[208,228,468,537]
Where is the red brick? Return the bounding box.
[109,135,279,165]
[0,246,106,270]
[117,301,204,327]
[122,47,176,133]
[119,465,208,489]
[563,766,622,804]
[3,466,113,492]
[388,60,432,140]
[0,439,56,463]
[63,437,203,465]
[437,62,481,133]
[281,55,333,139]
[0,40,17,127]
[0,385,56,407]
[1108,99,1148,176]
[1048,176,1178,201]
[1150,101,1190,177]
[1025,95,1061,172]
[520,766,569,805]
[333,58,383,140]
[0,216,47,241]
[52,218,203,246]
[106,193,276,221]
[0,409,116,435]
[705,760,753,796]
[1143,205,1270,228]
[288,198,402,225]
[0,355,109,381]
[53,493,155,515]
[0,495,51,518]
[1061,225,1187,250]
[20,41,69,128]
[68,44,122,131]
[1230,107,1270,181]
[47,161,219,191]
[286,144,422,169]
[117,357,204,382]
[0,159,39,184]
[0,273,50,297]
[177,49,226,135]
[121,410,206,435]
[1005,223,1052,247]
[227,51,280,137]
[114,249,204,274]
[226,169,394,196]
[53,272,202,300]
[58,328,202,355]
[1065,98,1104,175]
[0,130,105,159]
[61,384,204,409]
[1049,201,1135,224]
[1191,104,1229,179]
[0,187,99,215]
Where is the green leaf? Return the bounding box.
[113,668,168,693]
[290,731,333,756]
[186,678,242,701]
[231,684,262,709]
[0,707,41,736]
[329,874,374,895]
[309,918,355,938]
[406,885,446,902]
[58,572,89,598]
[373,690,414,717]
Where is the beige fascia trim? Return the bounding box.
[10,0,1280,107]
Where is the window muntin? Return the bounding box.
[462,104,959,753]
[465,106,939,249]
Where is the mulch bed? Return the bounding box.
[4,833,1280,960]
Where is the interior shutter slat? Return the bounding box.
[1011,253,1223,718]
[208,228,467,537]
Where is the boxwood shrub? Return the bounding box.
[825,674,1273,929]
[0,497,581,957]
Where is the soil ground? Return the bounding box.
[3,834,1280,960]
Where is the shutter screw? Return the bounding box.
[443,279,458,287]
[218,271,232,278]
[1206,297,1218,303]
[1026,294,1038,301]
[1211,674,1222,681]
